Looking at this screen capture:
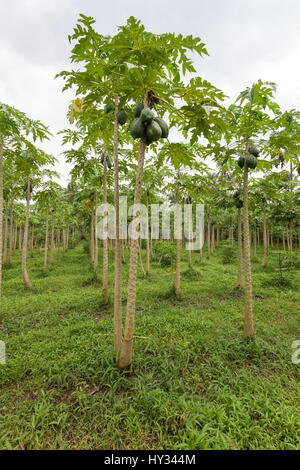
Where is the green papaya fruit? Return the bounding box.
[153,117,169,139]
[130,118,145,139]
[133,103,144,118]
[117,109,127,125]
[237,154,257,170]
[107,156,112,169]
[140,108,154,125]
[249,146,259,158]
[146,120,162,143]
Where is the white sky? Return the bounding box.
[1,0,299,186]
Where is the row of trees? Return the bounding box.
[1,15,299,369]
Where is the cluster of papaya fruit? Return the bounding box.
[237,146,259,170]
[104,104,128,126]
[130,103,169,145]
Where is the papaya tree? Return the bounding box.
[226,81,281,338]
[0,102,50,313]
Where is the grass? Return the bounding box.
[0,241,299,450]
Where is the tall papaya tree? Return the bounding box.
[227,81,281,338]
[59,15,226,368]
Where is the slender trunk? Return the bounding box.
[216,226,220,249]
[49,210,54,265]
[57,229,60,255]
[118,133,147,370]
[254,228,257,259]
[94,196,98,273]
[112,97,123,354]
[43,209,49,272]
[207,216,210,259]
[63,229,66,255]
[211,225,215,254]
[13,222,17,253]
[236,207,243,288]
[262,203,268,267]
[270,229,273,248]
[0,145,3,318]
[188,213,192,267]
[22,178,32,288]
[18,226,22,250]
[7,199,14,264]
[286,224,290,252]
[146,193,150,275]
[175,170,181,298]
[243,147,254,337]
[102,153,109,303]
[90,208,95,266]
[3,200,8,264]
[289,218,293,256]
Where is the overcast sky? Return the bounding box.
[1,0,299,185]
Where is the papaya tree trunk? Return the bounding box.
[22,178,32,288]
[49,210,54,265]
[146,193,150,275]
[207,215,210,259]
[188,213,192,268]
[261,203,268,268]
[289,218,293,257]
[102,153,109,303]
[286,224,290,252]
[57,229,60,255]
[113,97,123,354]
[3,200,8,265]
[7,199,14,265]
[253,227,257,259]
[118,136,147,370]
[0,145,3,318]
[94,196,98,273]
[211,224,215,254]
[14,222,17,253]
[175,170,181,299]
[43,209,49,272]
[243,147,254,337]
[236,207,242,288]
[18,226,22,250]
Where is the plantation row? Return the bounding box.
[0,14,299,373]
